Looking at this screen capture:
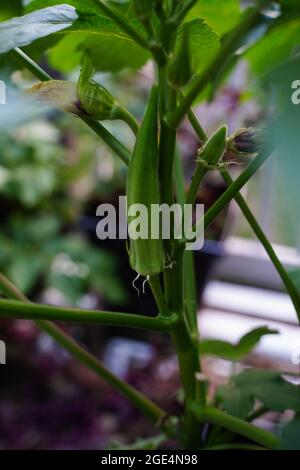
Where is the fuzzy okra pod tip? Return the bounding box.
[126,85,165,277]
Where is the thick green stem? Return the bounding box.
[167,0,271,128]
[114,106,139,136]
[159,121,177,207]
[0,273,165,423]
[174,150,198,336]
[0,298,178,332]
[190,405,281,449]
[165,246,203,448]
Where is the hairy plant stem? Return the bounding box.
[167,0,272,128]
[168,245,203,449]
[0,273,164,423]
[186,107,300,319]
[157,60,203,447]
[174,151,198,337]
[189,405,281,449]
[0,298,178,331]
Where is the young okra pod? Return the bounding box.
[126,86,165,276]
[197,125,228,167]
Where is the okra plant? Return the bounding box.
[1,0,300,450]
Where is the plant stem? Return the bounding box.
[192,148,273,236]
[202,443,266,451]
[12,48,52,80]
[166,0,271,128]
[12,48,131,166]
[115,106,139,136]
[174,150,198,337]
[159,122,177,207]
[170,0,198,26]
[91,0,149,50]
[222,171,300,319]
[186,108,300,319]
[0,273,165,423]
[190,405,281,449]
[166,246,203,448]
[0,298,178,332]
[82,117,131,165]
[148,275,169,315]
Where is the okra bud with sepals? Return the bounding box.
[126,86,165,276]
[197,125,228,166]
[26,52,138,134]
[77,52,138,133]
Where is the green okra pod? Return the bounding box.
[127,86,165,276]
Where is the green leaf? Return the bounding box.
[199,326,278,361]
[7,252,46,294]
[217,369,300,419]
[186,0,241,35]
[0,5,78,54]
[176,19,220,77]
[25,1,150,72]
[216,381,254,419]
[246,19,300,77]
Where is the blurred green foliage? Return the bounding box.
[0,127,127,305]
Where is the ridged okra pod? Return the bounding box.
[126,86,165,276]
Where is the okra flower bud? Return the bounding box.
[26,52,138,134]
[227,128,259,155]
[77,79,119,121]
[26,79,119,120]
[167,30,193,88]
[25,80,79,114]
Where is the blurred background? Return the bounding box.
[0,0,300,449]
